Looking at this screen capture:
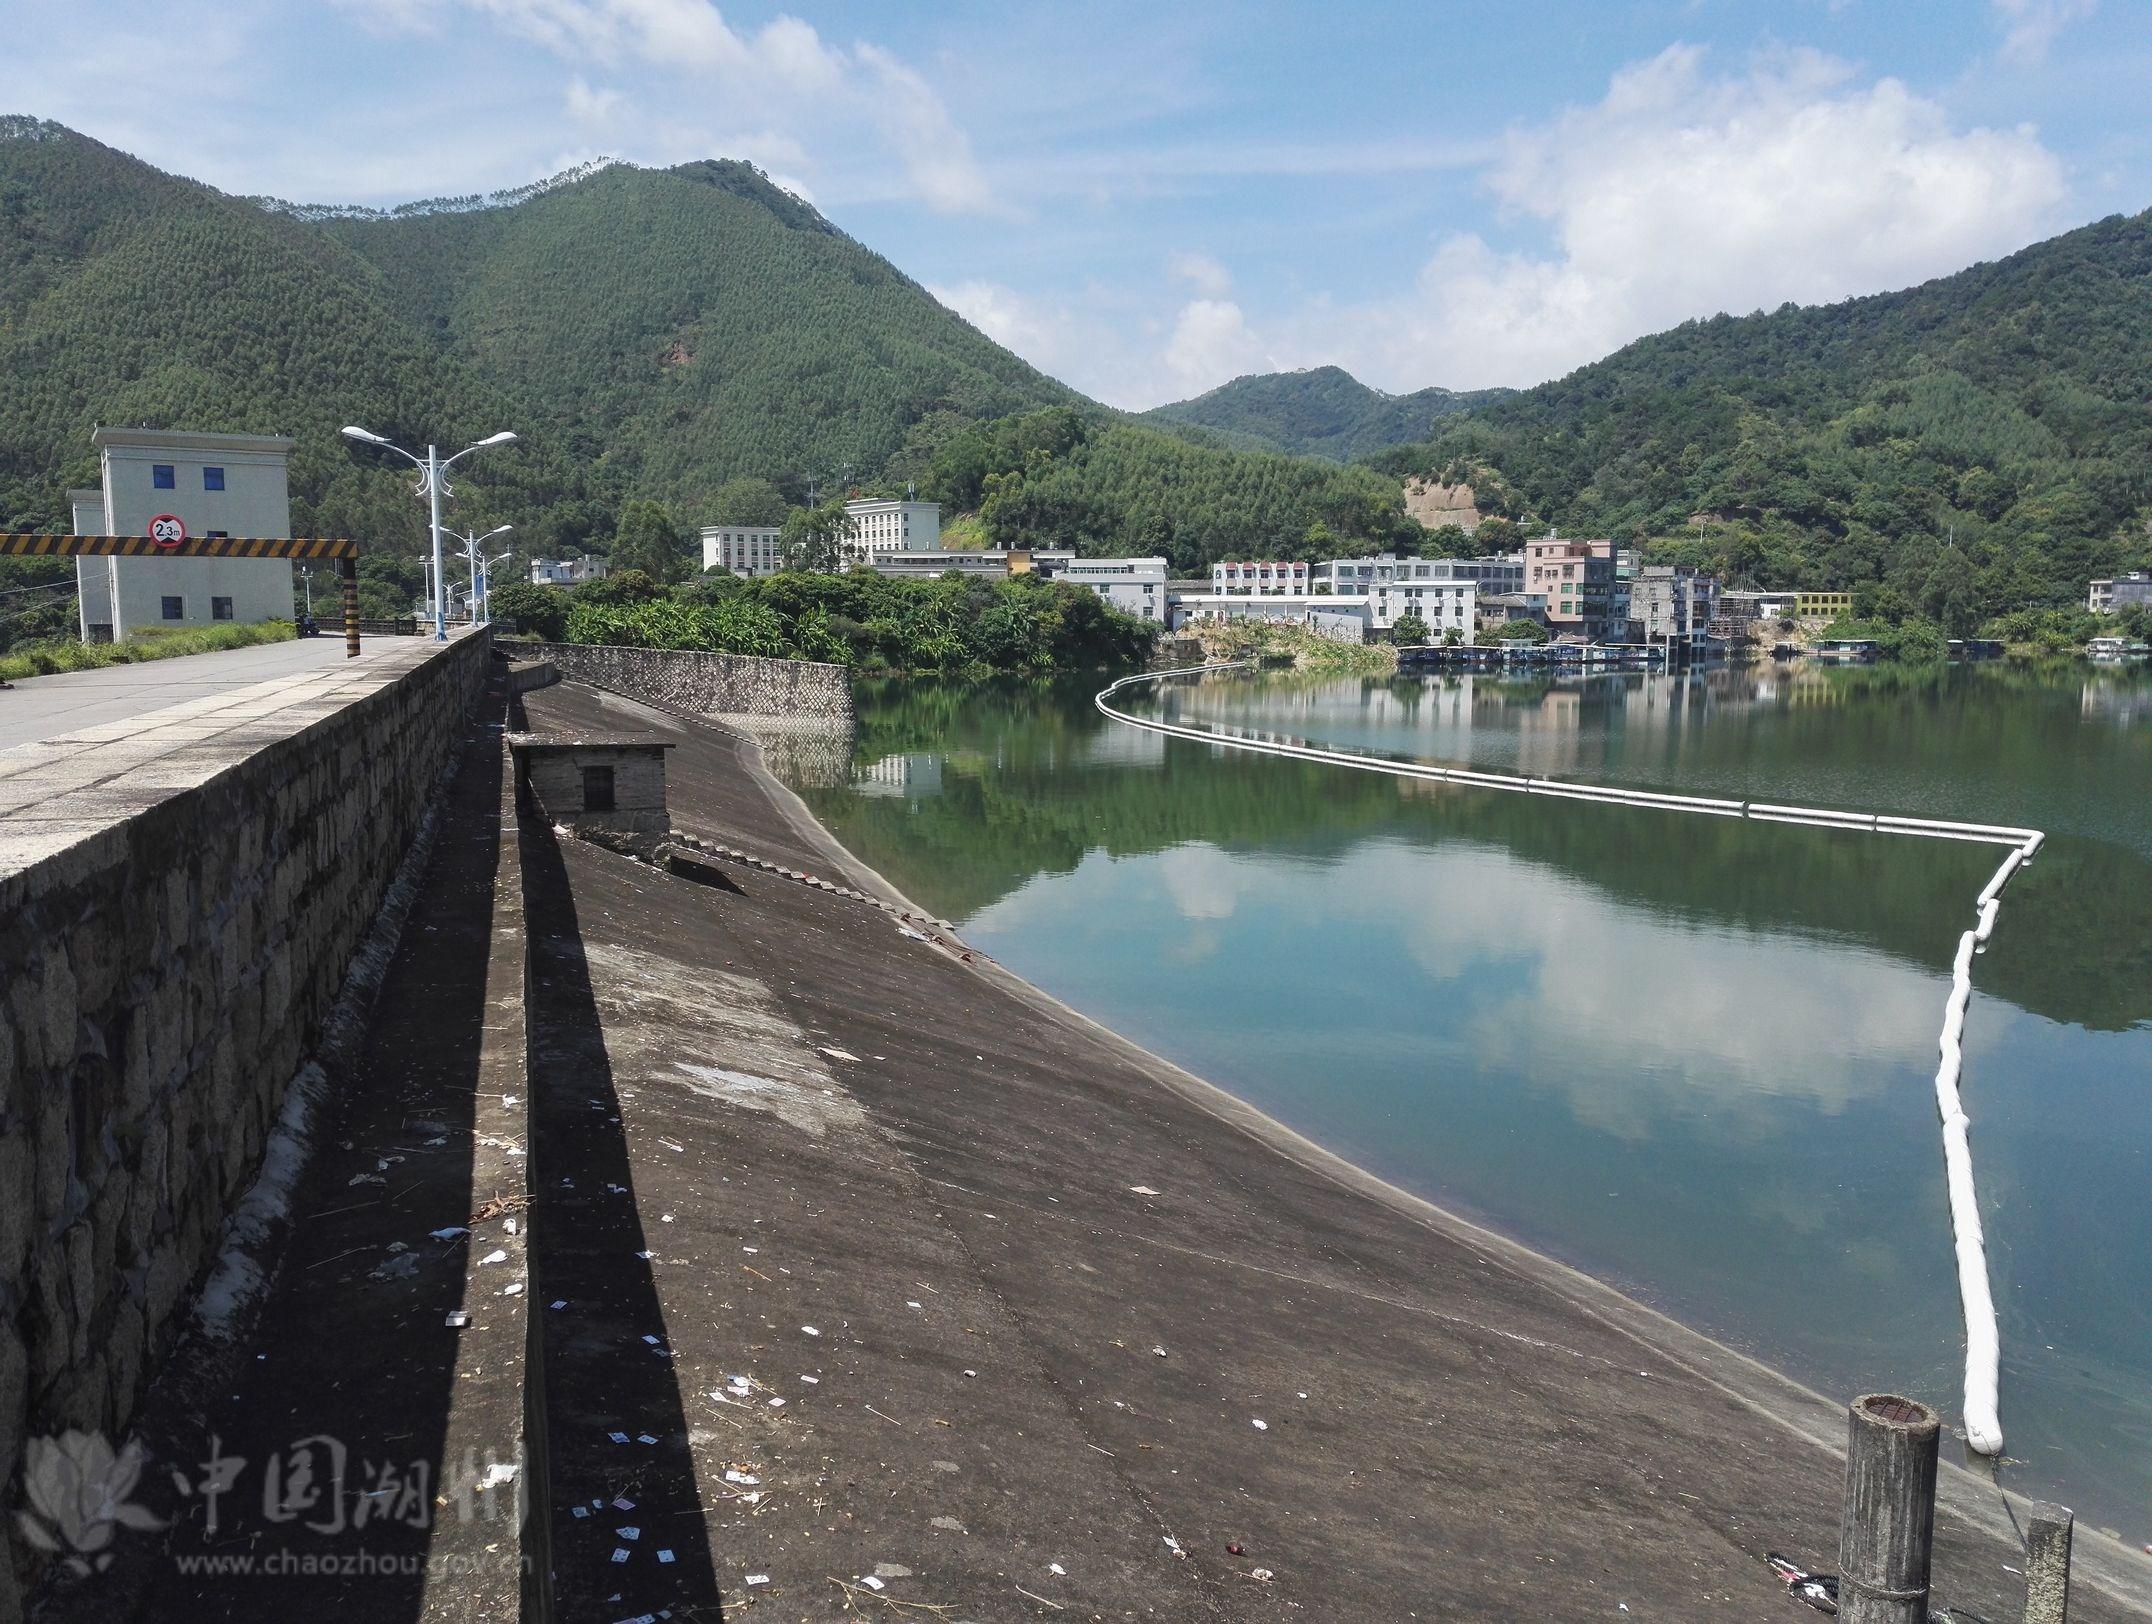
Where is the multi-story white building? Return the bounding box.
[1367,580,1477,640]
[71,428,297,641]
[1062,556,1168,622]
[1211,560,1312,596]
[1315,553,1525,596]
[701,524,785,577]
[529,556,611,587]
[842,498,941,564]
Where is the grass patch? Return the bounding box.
[0,620,297,681]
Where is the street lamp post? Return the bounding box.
[481,549,514,624]
[445,524,514,625]
[341,426,517,640]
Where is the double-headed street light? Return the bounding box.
[445,523,514,625]
[341,425,518,640]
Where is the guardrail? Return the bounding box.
[1096,661,2042,1457]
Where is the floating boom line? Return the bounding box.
[1096,662,2041,1456]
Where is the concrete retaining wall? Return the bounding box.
[0,634,490,1605]
[502,640,851,726]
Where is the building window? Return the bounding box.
[203,466,225,491]
[211,596,234,621]
[152,465,176,490]
[581,765,616,812]
[161,596,184,620]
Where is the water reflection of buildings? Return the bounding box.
[1075,725,1168,767]
[1166,669,1788,781]
[2080,674,2152,726]
[855,752,944,799]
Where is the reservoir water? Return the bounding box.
[784,662,2152,1535]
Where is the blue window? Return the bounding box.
[203,466,225,491]
[152,465,176,489]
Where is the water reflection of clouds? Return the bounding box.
[1132,833,1944,1145]
[1369,840,1939,1139]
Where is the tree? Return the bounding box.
[1494,617,1549,643]
[779,500,858,573]
[487,580,566,639]
[1390,611,1430,645]
[1473,517,1520,553]
[709,477,787,526]
[612,501,689,582]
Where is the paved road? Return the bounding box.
[0,636,389,750]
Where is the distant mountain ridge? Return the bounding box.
[1372,208,2152,619]
[1143,365,1512,461]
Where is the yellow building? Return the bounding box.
[1796,590,1853,620]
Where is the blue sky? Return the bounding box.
[8,0,2148,406]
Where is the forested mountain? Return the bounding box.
[1144,366,1508,461]
[0,117,1413,620]
[1376,210,2152,625]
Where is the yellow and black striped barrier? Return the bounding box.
[1,534,366,655]
[0,534,360,560]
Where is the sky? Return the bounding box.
[7,0,2149,408]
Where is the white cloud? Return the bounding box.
[564,77,620,128]
[450,0,996,215]
[1163,298,1269,395]
[1362,45,2069,389]
[1166,250,1233,299]
[1992,0,2096,65]
[929,279,1075,371]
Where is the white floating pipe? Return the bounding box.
[1098,661,2044,1455]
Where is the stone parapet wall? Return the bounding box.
[0,633,489,1606]
[502,640,851,726]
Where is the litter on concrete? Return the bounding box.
[444,1311,469,1328]
[478,1249,508,1266]
[431,1226,469,1240]
[1252,1418,1268,1430]
[745,1574,769,1587]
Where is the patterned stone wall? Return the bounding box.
[0,633,489,1609]
[501,641,852,727]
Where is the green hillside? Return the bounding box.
[1375,210,2152,626]
[315,159,1077,511]
[0,119,1412,620]
[1144,365,1509,460]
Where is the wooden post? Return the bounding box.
[2022,1500,2072,1624]
[341,556,360,658]
[1838,1393,1940,1623]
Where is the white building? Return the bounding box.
[1316,553,1525,596]
[843,498,941,563]
[1211,560,1312,596]
[701,524,785,577]
[71,428,296,641]
[1062,556,1168,622]
[529,556,610,587]
[1367,579,1477,639]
